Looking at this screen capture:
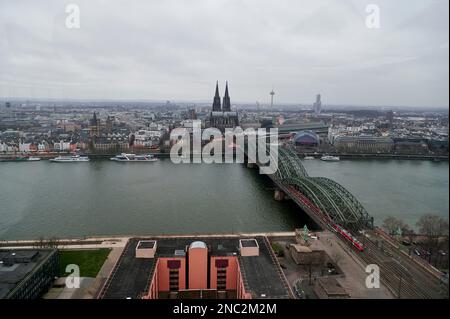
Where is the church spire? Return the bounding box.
[212,81,221,111]
[215,81,220,97]
[222,81,231,111]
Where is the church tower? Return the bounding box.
[89,112,100,137]
[212,81,221,111]
[222,81,231,112]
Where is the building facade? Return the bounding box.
[334,136,394,154]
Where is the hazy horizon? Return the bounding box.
[2,96,449,112]
[1,0,449,108]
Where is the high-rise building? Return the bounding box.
[313,94,322,115]
[386,110,394,128]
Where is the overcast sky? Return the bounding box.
[0,0,448,107]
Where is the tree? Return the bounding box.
[271,242,284,257]
[417,214,449,261]
[416,214,449,238]
[402,226,416,243]
[382,217,408,235]
[33,236,60,249]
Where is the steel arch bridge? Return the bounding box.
[277,146,373,230]
[247,142,373,230]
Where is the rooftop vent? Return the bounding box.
[174,250,186,257]
[136,240,157,259]
[239,239,259,257]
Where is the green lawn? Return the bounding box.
[58,248,111,278]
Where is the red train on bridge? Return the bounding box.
[287,185,364,252]
[332,224,364,252]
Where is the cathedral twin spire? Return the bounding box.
[212,81,231,112]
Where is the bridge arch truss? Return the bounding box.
[275,146,373,230]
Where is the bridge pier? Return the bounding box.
[274,188,286,201]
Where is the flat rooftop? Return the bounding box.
[240,239,258,248]
[137,241,156,249]
[0,249,55,299]
[275,122,329,133]
[317,278,348,297]
[238,237,291,299]
[100,238,156,299]
[100,236,291,299]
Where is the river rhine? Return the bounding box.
[0,159,448,240]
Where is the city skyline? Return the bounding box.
[0,0,449,107]
[0,0,448,306]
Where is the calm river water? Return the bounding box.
[0,159,448,240]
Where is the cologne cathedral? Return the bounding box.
[209,81,239,132]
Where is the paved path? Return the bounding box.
[313,231,393,299]
[0,232,296,250]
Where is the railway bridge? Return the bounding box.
[245,142,448,299]
[245,142,374,232]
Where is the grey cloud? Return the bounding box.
[0,0,448,107]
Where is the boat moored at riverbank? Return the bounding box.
[49,155,90,163]
[110,153,158,162]
[321,155,340,162]
[0,156,42,162]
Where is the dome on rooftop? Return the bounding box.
[293,130,320,147]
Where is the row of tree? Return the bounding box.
[382,214,449,269]
[382,214,449,239]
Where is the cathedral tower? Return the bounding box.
[212,81,221,111]
[222,81,231,112]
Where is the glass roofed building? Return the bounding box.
[293,131,320,147]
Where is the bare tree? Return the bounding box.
[32,236,60,249]
[402,226,416,243]
[33,236,46,249]
[417,214,449,238]
[417,214,449,261]
[382,217,407,235]
[47,236,60,248]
